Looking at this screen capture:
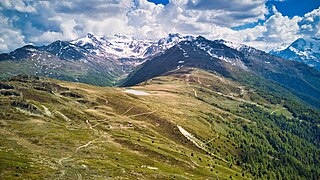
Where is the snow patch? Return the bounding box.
[42,105,52,117]
[123,89,150,95]
[71,33,194,60]
[177,125,203,149]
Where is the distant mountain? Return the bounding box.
[1,34,320,179]
[0,33,192,86]
[0,41,120,86]
[270,37,320,70]
[38,40,90,60]
[122,36,320,108]
[71,33,193,59]
[1,33,320,108]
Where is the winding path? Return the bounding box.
[192,89,198,97]
[271,107,286,115]
[75,140,94,153]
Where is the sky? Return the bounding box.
[0,0,319,53]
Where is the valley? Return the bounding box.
[1,1,319,179]
[1,35,319,179]
[0,68,319,179]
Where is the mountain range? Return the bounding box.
[0,33,320,179]
[1,33,320,108]
[123,36,320,108]
[270,37,320,71]
[0,33,192,86]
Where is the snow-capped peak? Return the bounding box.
[71,33,194,59]
[86,32,95,39]
[192,37,248,70]
[215,39,252,52]
[270,37,320,70]
[113,33,131,39]
[158,33,194,45]
[270,43,290,53]
[291,37,320,54]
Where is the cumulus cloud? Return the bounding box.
[186,0,268,27]
[232,6,302,51]
[299,7,320,37]
[0,13,25,52]
[261,7,301,42]
[247,7,320,51]
[0,0,319,53]
[0,0,37,13]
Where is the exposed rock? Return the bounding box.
[0,90,20,96]
[0,83,14,90]
[9,75,40,83]
[60,91,83,98]
[11,100,39,112]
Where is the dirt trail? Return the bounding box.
[57,156,73,179]
[58,156,72,167]
[122,107,133,115]
[192,89,198,97]
[58,139,98,179]
[56,111,71,122]
[75,140,94,153]
[197,77,211,87]
[197,77,202,85]
[204,135,219,145]
[271,107,286,115]
[86,120,93,129]
[91,117,112,128]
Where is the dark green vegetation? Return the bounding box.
[122,37,320,109]
[1,36,320,179]
[0,69,319,179]
[0,43,123,86]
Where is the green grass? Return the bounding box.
[0,68,318,179]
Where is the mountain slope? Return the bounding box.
[71,33,193,59]
[0,33,193,86]
[122,36,320,108]
[0,71,319,179]
[0,43,120,86]
[270,37,320,71]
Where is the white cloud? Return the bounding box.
[186,0,268,27]
[0,13,25,52]
[262,9,301,42]
[0,0,37,13]
[299,7,320,37]
[0,0,319,53]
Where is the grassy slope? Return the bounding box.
[0,68,318,179]
[0,59,119,87]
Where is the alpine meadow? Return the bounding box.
[0,0,319,179]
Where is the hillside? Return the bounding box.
[270,37,320,71]
[0,70,319,179]
[122,37,320,108]
[0,33,192,86]
[0,43,121,86]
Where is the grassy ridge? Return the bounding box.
[0,69,319,179]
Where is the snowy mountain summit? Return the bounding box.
[71,33,194,59]
[270,37,320,70]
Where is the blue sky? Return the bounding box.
[0,0,319,52]
[148,0,320,30]
[148,0,169,5]
[267,0,320,17]
[147,0,320,17]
